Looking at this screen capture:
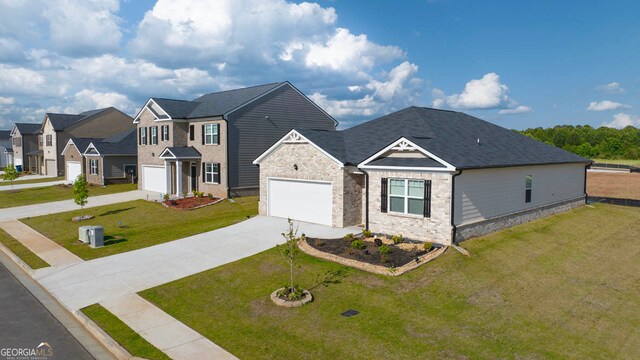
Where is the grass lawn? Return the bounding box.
[0,228,49,269]
[81,304,170,360]
[587,171,640,200]
[0,176,65,187]
[0,183,136,209]
[22,197,258,260]
[140,204,640,360]
[593,158,640,167]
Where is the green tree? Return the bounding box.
[73,175,89,215]
[1,164,19,189]
[276,219,305,300]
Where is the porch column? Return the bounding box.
[176,160,183,197]
[164,161,171,195]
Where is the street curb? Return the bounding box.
[0,242,135,360]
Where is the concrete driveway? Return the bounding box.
[34,216,360,310]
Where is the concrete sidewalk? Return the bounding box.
[6,215,358,359]
[0,190,158,220]
[0,220,82,266]
[0,180,67,191]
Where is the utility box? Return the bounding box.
[78,226,92,243]
[88,226,104,248]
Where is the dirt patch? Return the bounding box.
[587,171,640,200]
[307,237,431,268]
[162,196,223,210]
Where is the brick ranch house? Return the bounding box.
[254,106,591,245]
[134,81,336,198]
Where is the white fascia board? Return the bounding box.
[82,143,101,157]
[357,137,456,171]
[158,148,176,159]
[60,139,77,156]
[133,99,172,124]
[253,129,343,168]
[358,165,456,172]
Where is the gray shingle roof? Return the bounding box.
[0,130,10,139]
[367,157,446,168]
[152,82,285,119]
[47,108,110,131]
[299,107,589,169]
[89,129,137,156]
[162,146,201,158]
[14,123,41,135]
[4,147,12,153]
[69,137,103,154]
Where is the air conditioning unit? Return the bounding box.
[88,226,104,248]
[78,226,92,243]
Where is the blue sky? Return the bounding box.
[0,0,638,130]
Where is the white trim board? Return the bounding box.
[357,137,456,171]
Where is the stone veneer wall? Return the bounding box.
[367,170,453,245]
[455,195,585,242]
[259,142,355,227]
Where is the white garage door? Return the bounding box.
[66,161,82,183]
[46,160,56,176]
[268,178,332,226]
[142,166,166,193]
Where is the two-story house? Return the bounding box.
[9,123,41,173]
[0,130,11,168]
[40,107,134,176]
[134,81,337,198]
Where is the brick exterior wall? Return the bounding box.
[187,120,227,198]
[367,170,453,245]
[62,143,84,181]
[258,142,362,228]
[85,157,103,185]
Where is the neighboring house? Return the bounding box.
[9,123,41,172]
[61,137,102,183]
[0,130,11,168]
[254,106,591,245]
[83,129,137,186]
[134,81,336,198]
[40,107,134,176]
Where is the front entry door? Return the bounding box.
[190,164,197,192]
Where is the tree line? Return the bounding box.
[517,125,640,159]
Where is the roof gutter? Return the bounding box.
[359,168,370,230]
[450,170,463,245]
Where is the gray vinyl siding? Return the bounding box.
[453,163,586,225]
[227,84,336,189]
[0,139,9,168]
[103,156,137,178]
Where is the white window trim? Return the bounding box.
[90,159,98,175]
[388,178,425,216]
[204,124,218,145]
[141,128,147,145]
[151,127,158,145]
[162,125,169,141]
[525,175,533,203]
[204,162,219,184]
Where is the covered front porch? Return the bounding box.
[25,150,44,174]
[159,147,201,197]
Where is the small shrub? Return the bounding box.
[277,285,303,301]
[374,238,383,247]
[379,244,391,255]
[207,193,214,199]
[163,194,170,201]
[380,254,389,263]
[362,229,373,238]
[343,233,355,241]
[351,239,365,250]
[391,234,404,244]
[423,242,433,252]
[315,239,325,247]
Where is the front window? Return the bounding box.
[204,124,219,145]
[389,179,425,215]
[204,163,219,184]
[90,159,98,175]
[162,125,169,141]
[13,137,21,147]
[151,126,158,145]
[39,135,43,146]
[140,127,147,145]
[46,135,52,146]
[525,175,532,203]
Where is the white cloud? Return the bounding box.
[431,73,530,115]
[602,113,640,129]
[0,64,49,96]
[598,82,625,94]
[586,100,630,111]
[0,96,15,105]
[46,89,136,115]
[498,105,531,115]
[304,28,404,73]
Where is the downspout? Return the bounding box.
[359,168,370,230]
[450,170,463,245]
[584,162,591,204]
[223,116,231,199]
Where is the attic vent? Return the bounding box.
[477,138,481,145]
[413,135,431,139]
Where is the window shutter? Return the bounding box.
[138,128,141,145]
[166,126,170,142]
[381,178,388,213]
[160,126,164,141]
[423,180,432,218]
[189,125,194,141]
[144,128,148,145]
[156,126,159,144]
[214,124,220,144]
[213,163,220,183]
[201,125,205,145]
[202,163,206,183]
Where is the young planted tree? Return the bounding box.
[1,164,19,190]
[73,175,89,216]
[276,218,305,300]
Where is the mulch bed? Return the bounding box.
[306,237,433,268]
[162,196,223,210]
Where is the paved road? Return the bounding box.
[0,261,94,360]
